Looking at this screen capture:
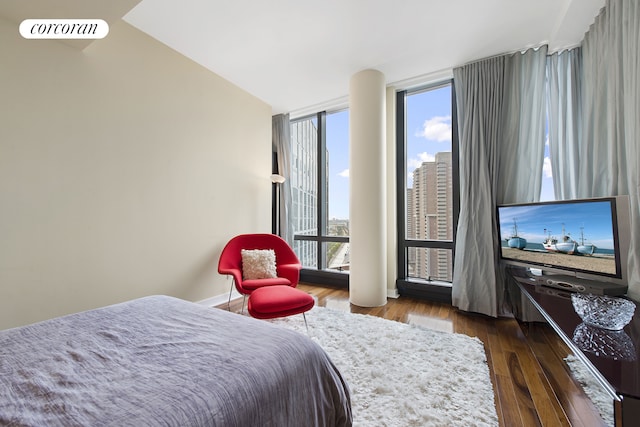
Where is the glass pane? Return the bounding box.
[404,86,453,283]
[295,239,317,269]
[290,116,318,238]
[407,247,453,282]
[540,122,555,201]
[325,110,350,236]
[406,87,453,242]
[325,241,350,272]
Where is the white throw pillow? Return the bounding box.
[241,249,277,280]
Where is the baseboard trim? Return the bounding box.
[198,289,242,307]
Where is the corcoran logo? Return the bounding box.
[19,19,109,40]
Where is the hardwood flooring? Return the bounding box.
[223,283,608,426]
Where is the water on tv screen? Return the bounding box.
[497,198,621,279]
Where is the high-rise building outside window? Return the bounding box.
[290,116,318,268]
[408,151,453,280]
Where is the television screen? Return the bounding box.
[496,197,629,283]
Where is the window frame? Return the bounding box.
[291,110,350,287]
[395,81,460,302]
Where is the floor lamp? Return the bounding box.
[270,174,285,236]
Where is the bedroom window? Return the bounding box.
[396,82,459,298]
[540,122,554,201]
[290,109,350,283]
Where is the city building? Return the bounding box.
[290,119,319,268]
[408,152,453,281]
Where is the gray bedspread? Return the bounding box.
[0,295,352,426]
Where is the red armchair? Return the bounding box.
[218,234,302,310]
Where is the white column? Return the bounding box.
[349,69,387,307]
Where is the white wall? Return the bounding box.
[0,17,272,329]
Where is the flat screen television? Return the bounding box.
[496,196,631,288]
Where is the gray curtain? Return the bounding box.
[452,57,504,318]
[546,48,583,201]
[452,47,547,317]
[577,0,640,299]
[498,46,549,203]
[272,114,293,245]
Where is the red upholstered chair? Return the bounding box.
[218,233,302,310]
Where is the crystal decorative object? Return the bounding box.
[572,322,637,361]
[571,293,636,331]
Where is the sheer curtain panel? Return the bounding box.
[498,46,548,203]
[546,48,583,201]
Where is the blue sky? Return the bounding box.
[325,88,454,220]
[325,85,555,219]
[406,87,452,188]
[498,201,615,249]
[325,110,350,219]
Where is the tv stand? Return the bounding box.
[513,275,640,426]
[529,272,628,296]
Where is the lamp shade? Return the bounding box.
[270,174,285,184]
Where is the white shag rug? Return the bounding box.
[565,355,614,426]
[268,306,499,427]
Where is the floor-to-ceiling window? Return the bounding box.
[541,122,555,201]
[397,82,459,300]
[290,109,349,284]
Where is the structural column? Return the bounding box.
[349,69,387,307]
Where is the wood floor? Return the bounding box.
[224,283,608,427]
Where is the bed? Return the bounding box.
[0,295,352,426]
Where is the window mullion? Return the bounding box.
[451,80,460,263]
[396,90,408,278]
[317,111,327,269]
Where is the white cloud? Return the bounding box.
[408,152,436,170]
[416,115,452,142]
[338,169,349,178]
[543,156,553,178]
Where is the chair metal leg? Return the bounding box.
[303,312,309,333]
[228,279,245,314]
[227,281,234,311]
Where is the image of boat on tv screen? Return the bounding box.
[498,199,618,276]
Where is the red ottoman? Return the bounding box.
[247,285,315,319]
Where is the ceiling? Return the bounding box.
[2,0,606,115]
